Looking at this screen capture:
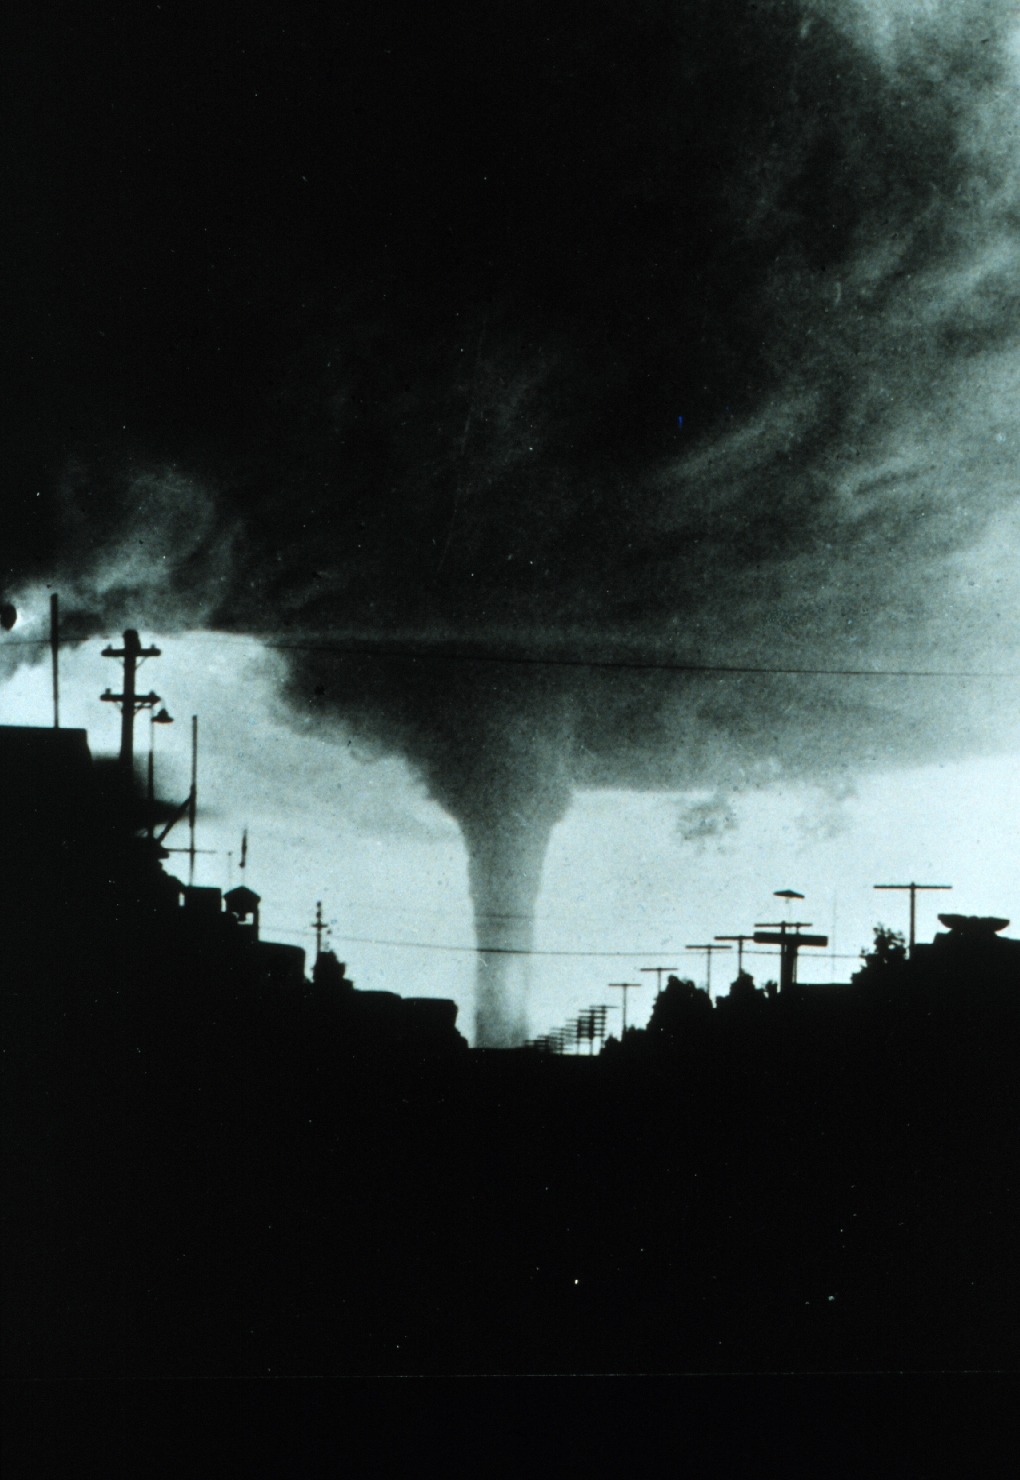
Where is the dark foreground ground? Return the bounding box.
[5,962,1018,1380]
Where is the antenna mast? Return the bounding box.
[311,901,331,961]
[50,593,60,728]
[188,715,198,886]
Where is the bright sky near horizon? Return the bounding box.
[2,628,1016,1045]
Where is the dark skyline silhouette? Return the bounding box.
[1,712,1018,1382]
[3,13,1019,1432]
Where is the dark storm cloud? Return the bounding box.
[5,2,1020,1039]
[210,0,1019,674]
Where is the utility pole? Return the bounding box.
[873,882,952,956]
[187,716,198,885]
[714,934,754,974]
[585,1004,609,1055]
[685,943,732,998]
[100,629,162,776]
[608,982,641,1036]
[146,706,173,841]
[640,965,678,998]
[753,922,828,994]
[158,716,216,882]
[50,593,60,728]
[311,900,330,960]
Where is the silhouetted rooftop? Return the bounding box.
[0,726,93,806]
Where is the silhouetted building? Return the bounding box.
[3,717,1019,1381]
[224,884,261,937]
[403,997,462,1042]
[913,915,1020,997]
[183,885,223,921]
[254,940,307,989]
[1,725,95,892]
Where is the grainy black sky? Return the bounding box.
[5,2,1019,1040]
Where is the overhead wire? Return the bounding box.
[2,631,1017,680]
[260,927,864,961]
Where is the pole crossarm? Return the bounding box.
[873,883,953,954]
[685,943,731,995]
[100,688,162,711]
[640,965,678,997]
[101,629,163,774]
[311,901,331,959]
[714,934,754,973]
[752,926,829,992]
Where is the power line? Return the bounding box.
[306,932,865,960]
[233,917,870,962]
[248,639,1020,682]
[5,632,1019,680]
[331,934,685,957]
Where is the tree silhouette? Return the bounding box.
[643,975,713,1048]
[852,924,908,990]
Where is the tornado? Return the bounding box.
[5,4,1020,1043]
[421,680,573,1046]
[276,654,575,1046]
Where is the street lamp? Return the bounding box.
[148,706,174,839]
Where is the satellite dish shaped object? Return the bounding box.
[938,914,1010,937]
[0,603,16,631]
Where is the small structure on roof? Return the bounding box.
[224,884,260,938]
[937,914,1010,937]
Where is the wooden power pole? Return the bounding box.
[101,629,162,776]
[640,965,678,998]
[873,882,952,955]
[685,943,732,998]
[608,982,641,1036]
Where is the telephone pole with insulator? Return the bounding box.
[640,965,677,998]
[685,943,732,999]
[873,882,952,955]
[752,921,828,994]
[608,981,641,1035]
[714,934,754,974]
[100,629,162,776]
[311,900,331,961]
